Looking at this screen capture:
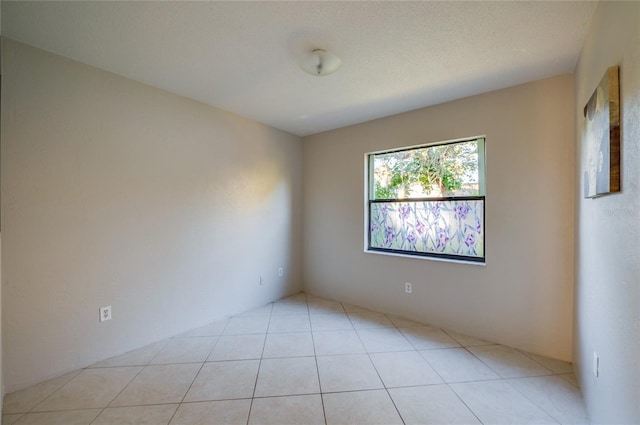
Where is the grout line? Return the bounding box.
[96,320,230,424]
[347,310,407,425]
[444,346,562,425]
[245,301,275,425]
[246,392,320,400]
[518,349,567,375]
[27,368,92,415]
[164,362,206,425]
[7,369,84,415]
[2,413,26,424]
[415,344,485,424]
[164,328,229,425]
[461,345,504,377]
[14,406,107,415]
[311,297,328,425]
[446,381,486,425]
[501,377,564,424]
[87,365,147,425]
[146,339,174,366]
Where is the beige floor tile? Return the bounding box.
[443,329,495,347]
[523,352,574,374]
[271,301,309,316]
[304,294,324,302]
[3,414,24,425]
[370,351,442,387]
[308,299,345,315]
[207,334,265,361]
[348,312,394,329]
[468,345,553,378]
[254,357,320,397]
[262,332,315,358]
[323,390,403,425]
[3,415,24,425]
[341,303,370,312]
[248,394,324,425]
[279,293,307,303]
[223,316,270,335]
[268,314,311,333]
[387,314,425,328]
[179,319,229,337]
[389,385,481,425]
[183,360,259,402]
[3,370,81,414]
[420,347,500,383]
[560,372,580,387]
[170,400,251,425]
[234,303,273,317]
[91,341,168,368]
[150,337,217,364]
[400,326,460,350]
[312,330,366,356]
[110,363,200,406]
[316,354,383,392]
[33,367,141,411]
[13,409,101,425]
[309,313,354,331]
[92,404,178,425]
[508,376,590,424]
[450,380,557,424]
[357,328,414,353]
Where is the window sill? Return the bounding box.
[364,249,486,266]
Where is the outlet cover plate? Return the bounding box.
[100,306,112,322]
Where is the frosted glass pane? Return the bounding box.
[369,200,484,259]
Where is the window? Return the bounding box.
[366,137,486,263]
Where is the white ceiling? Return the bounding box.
[2,1,597,136]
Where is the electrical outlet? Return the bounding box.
[260,276,264,286]
[405,282,412,294]
[593,352,599,377]
[100,306,112,322]
[278,267,283,277]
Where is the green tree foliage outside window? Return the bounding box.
[372,140,480,200]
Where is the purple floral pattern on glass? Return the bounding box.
[370,200,484,258]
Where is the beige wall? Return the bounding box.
[303,74,575,360]
[573,2,640,423]
[1,39,303,392]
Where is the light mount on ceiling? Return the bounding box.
[299,48,341,76]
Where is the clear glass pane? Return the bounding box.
[372,140,480,199]
[369,200,484,259]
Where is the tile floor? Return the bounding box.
[2,293,589,425]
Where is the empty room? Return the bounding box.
[0,1,638,424]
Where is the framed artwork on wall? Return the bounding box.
[583,65,620,198]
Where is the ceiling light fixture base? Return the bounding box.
[299,48,341,76]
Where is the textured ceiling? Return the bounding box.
[2,1,597,136]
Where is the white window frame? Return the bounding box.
[364,136,486,264]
